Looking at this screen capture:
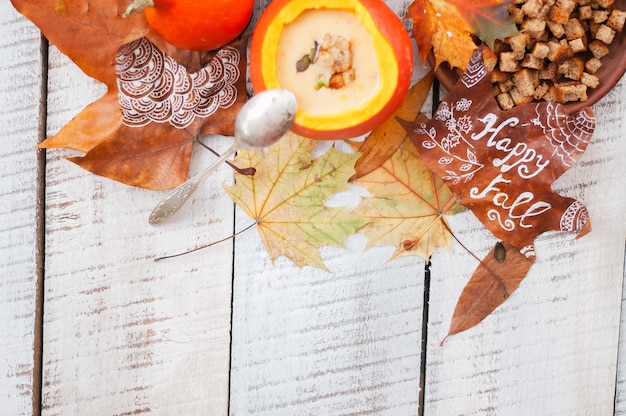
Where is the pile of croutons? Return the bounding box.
[485,0,625,109]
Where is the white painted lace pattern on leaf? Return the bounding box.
[559,200,589,232]
[116,38,240,129]
[531,103,595,167]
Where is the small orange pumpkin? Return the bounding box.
[250,0,414,140]
[125,0,254,51]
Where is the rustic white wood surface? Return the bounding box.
[0,5,45,415]
[1,0,625,415]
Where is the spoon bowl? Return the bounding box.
[149,89,297,225]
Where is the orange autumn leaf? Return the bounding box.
[443,242,535,341]
[407,0,517,70]
[353,138,459,261]
[352,72,435,180]
[12,0,247,190]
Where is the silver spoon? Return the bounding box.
[149,89,297,225]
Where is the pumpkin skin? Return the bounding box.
[250,0,414,140]
[143,0,254,51]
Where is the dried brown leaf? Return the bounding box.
[443,242,535,342]
[352,72,435,180]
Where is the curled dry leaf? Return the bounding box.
[351,71,435,181]
[12,0,247,189]
[443,241,535,342]
[223,132,367,271]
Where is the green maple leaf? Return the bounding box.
[223,132,367,271]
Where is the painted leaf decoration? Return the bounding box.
[223,133,367,271]
[351,72,435,180]
[399,47,594,260]
[407,0,517,70]
[443,241,535,341]
[11,0,247,190]
[352,138,459,261]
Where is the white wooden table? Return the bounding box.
[2,1,625,414]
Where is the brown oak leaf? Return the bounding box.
[12,0,247,189]
[399,47,594,259]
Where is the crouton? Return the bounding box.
[547,21,566,37]
[555,82,588,102]
[543,85,558,102]
[556,0,577,13]
[482,47,499,72]
[594,24,616,43]
[510,87,535,105]
[584,57,603,73]
[580,72,600,88]
[508,32,531,59]
[522,0,545,17]
[496,92,515,110]
[588,39,610,58]
[513,68,540,96]
[558,57,585,79]
[522,53,546,69]
[491,69,510,83]
[568,37,587,53]
[510,6,525,24]
[499,78,516,92]
[595,0,614,8]
[578,6,593,21]
[549,5,571,24]
[547,41,573,61]
[592,10,610,24]
[499,52,521,72]
[521,18,548,38]
[531,41,551,58]
[539,62,559,80]
[565,18,586,39]
[533,82,551,100]
[607,9,626,32]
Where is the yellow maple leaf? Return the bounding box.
[223,132,367,271]
[353,138,460,261]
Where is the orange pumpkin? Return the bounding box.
[250,0,414,140]
[125,0,254,51]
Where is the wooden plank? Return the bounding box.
[40,36,235,416]
[230,224,425,415]
[610,83,626,416]
[229,0,428,414]
[0,5,45,415]
[425,77,625,414]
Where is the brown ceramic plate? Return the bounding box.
[430,0,626,113]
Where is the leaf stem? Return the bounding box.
[122,0,155,18]
[196,137,256,176]
[441,220,508,298]
[154,222,257,261]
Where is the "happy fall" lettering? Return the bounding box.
[471,113,550,179]
[465,113,552,232]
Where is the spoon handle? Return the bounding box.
[149,144,237,225]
